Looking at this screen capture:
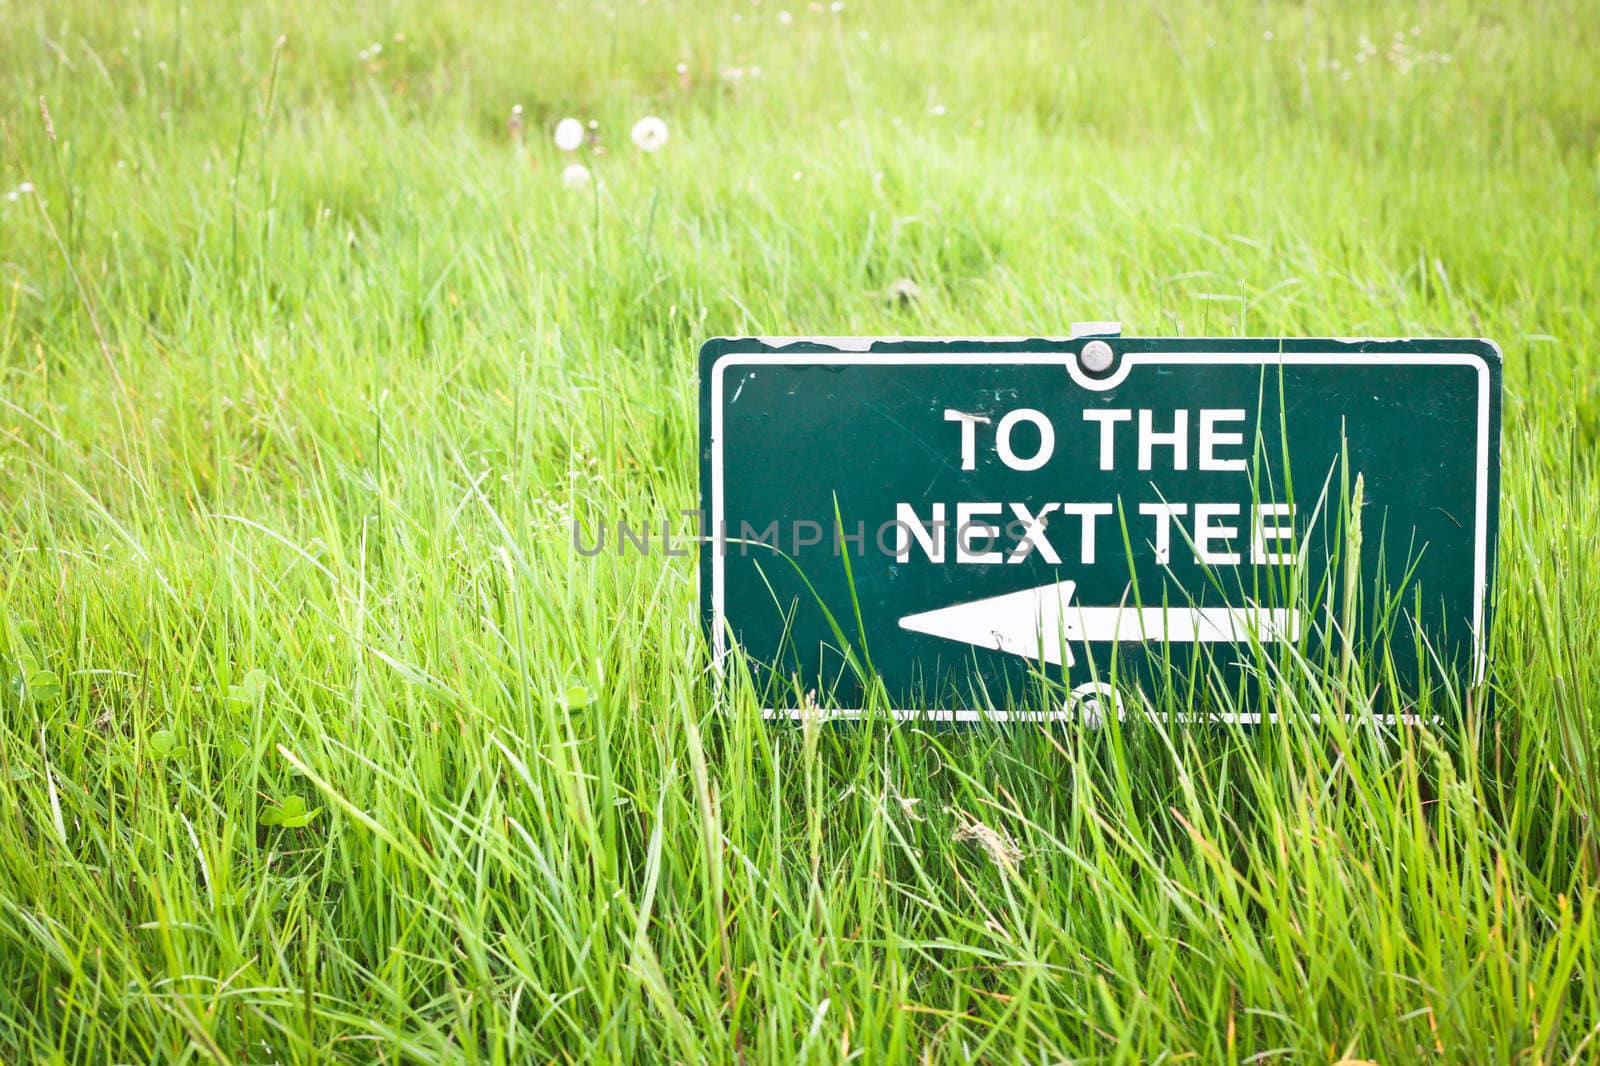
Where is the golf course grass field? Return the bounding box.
[3,0,1599,1060]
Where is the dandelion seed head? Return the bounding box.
[630,115,669,151]
[554,117,585,152]
[561,162,592,189]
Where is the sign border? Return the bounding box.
[699,337,1502,722]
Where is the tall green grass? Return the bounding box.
[2,0,1598,1059]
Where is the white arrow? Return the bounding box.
[897,580,1300,667]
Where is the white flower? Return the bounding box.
[561,163,592,189]
[17,182,33,194]
[630,116,668,152]
[829,1,843,11]
[554,117,585,152]
[778,9,792,23]
[676,61,688,74]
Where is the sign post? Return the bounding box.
[699,336,1501,722]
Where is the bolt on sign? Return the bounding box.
[698,336,1502,722]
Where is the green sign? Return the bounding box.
[699,336,1501,721]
